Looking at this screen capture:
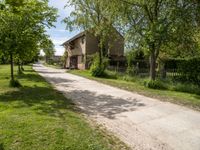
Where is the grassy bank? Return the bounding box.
[69,70,200,111]
[0,65,127,150]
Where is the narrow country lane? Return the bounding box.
[34,64,200,150]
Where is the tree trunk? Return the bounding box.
[17,60,22,74]
[10,53,14,81]
[18,63,21,73]
[21,63,24,71]
[149,52,156,80]
[97,37,102,65]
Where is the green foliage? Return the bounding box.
[42,38,55,62]
[177,58,200,85]
[165,58,200,85]
[0,0,57,81]
[90,53,108,77]
[61,50,68,68]
[126,65,136,76]
[64,0,118,68]
[144,80,167,90]
[121,75,136,82]
[9,79,21,87]
[109,0,200,80]
[171,82,200,95]
[126,51,136,75]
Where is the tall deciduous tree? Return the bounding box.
[0,0,57,84]
[41,37,55,64]
[109,0,199,80]
[64,0,116,65]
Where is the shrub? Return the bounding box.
[144,80,167,90]
[171,82,200,95]
[90,54,108,77]
[121,75,137,82]
[9,79,21,87]
[126,51,136,75]
[104,70,118,79]
[165,58,200,85]
[126,65,136,76]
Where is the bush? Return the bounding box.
[9,79,21,87]
[121,75,137,82]
[165,58,200,85]
[126,65,136,76]
[144,80,167,90]
[90,54,108,77]
[103,70,118,79]
[171,82,200,95]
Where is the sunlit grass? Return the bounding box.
[0,65,127,150]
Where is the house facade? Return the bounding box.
[62,30,124,70]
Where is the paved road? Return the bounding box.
[34,64,200,150]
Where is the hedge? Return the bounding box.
[165,58,200,85]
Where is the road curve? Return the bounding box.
[34,64,200,150]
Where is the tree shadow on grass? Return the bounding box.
[23,69,36,73]
[0,86,76,120]
[0,84,146,119]
[0,143,4,150]
[17,73,46,83]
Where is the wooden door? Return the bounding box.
[70,56,78,69]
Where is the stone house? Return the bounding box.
[62,30,124,70]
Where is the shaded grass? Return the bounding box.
[0,65,128,150]
[69,70,200,111]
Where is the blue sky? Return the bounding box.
[46,0,78,56]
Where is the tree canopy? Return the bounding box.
[0,0,57,85]
[64,0,199,80]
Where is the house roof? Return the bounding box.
[62,27,124,47]
[62,31,86,46]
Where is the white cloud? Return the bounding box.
[52,37,69,45]
[55,46,65,56]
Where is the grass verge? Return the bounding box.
[0,65,128,150]
[69,70,200,111]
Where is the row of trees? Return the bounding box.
[65,0,200,80]
[0,0,57,86]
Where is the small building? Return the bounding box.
[62,30,124,70]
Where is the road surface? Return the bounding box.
[34,64,200,150]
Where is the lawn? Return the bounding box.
[69,70,200,111]
[0,65,127,150]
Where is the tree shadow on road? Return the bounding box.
[65,89,146,119]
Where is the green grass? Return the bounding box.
[0,65,128,150]
[69,70,200,111]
